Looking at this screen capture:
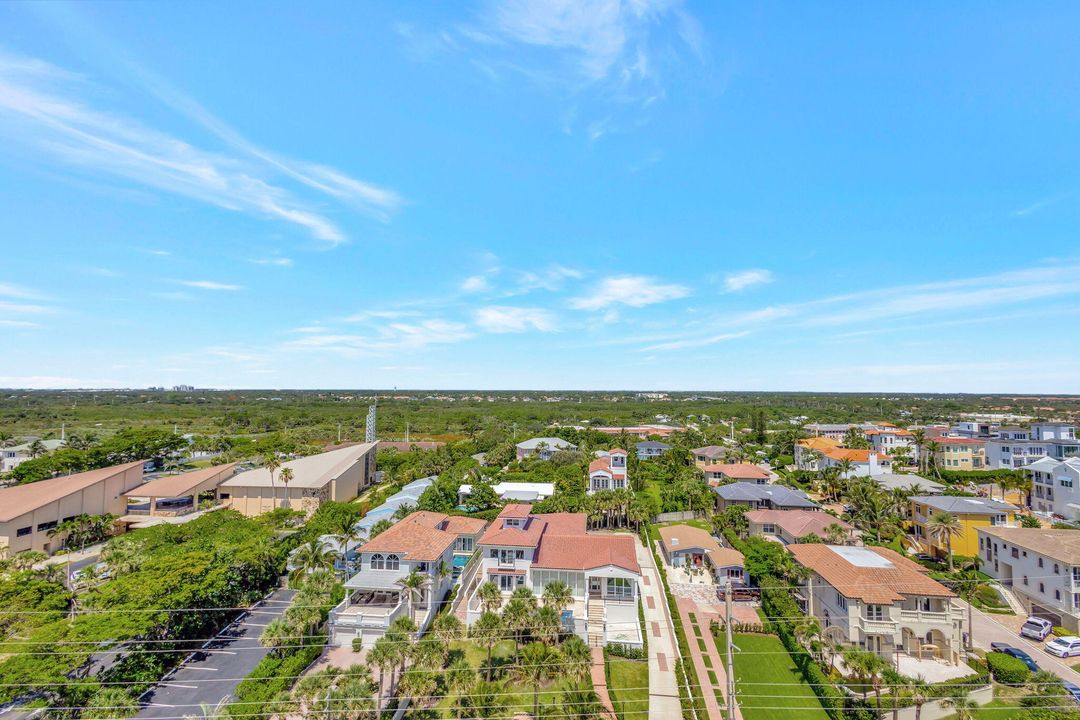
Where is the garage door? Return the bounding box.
[1031,604,1063,627]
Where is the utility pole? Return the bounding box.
[725,578,737,720]
[405,422,409,443]
[337,423,342,443]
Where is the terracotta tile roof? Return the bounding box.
[440,515,488,535]
[703,463,770,480]
[589,457,611,473]
[124,463,236,499]
[821,448,884,463]
[360,511,457,561]
[478,514,548,547]
[0,461,145,523]
[798,437,843,451]
[499,503,534,519]
[789,544,954,604]
[657,525,744,569]
[744,510,854,539]
[533,533,640,573]
[609,448,627,455]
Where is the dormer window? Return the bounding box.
[504,518,522,528]
[386,554,400,570]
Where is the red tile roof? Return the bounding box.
[360,511,458,561]
[789,545,954,604]
[441,516,488,535]
[744,510,854,539]
[478,509,638,573]
[499,503,534,518]
[703,463,769,480]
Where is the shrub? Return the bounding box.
[605,643,646,660]
[986,651,1031,685]
[1052,626,1072,638]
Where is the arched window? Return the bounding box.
[386,554,400,570]
[370,553,384,570]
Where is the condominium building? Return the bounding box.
[978,527,1080,632]
[922,437,986,470]
[1025,457,1080,521]
[791,544,965,675]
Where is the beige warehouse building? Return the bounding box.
[0,461,145,555]
[220,442,377,517]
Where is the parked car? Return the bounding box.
[912,553,934,562]
[1063,682,1080,706]
[990,642,1039,671]
[1045,636,1080,658]
[1020,617,1054,641]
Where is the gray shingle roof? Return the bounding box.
[713,482,817,508]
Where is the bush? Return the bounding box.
[987,651,1031,685]
[226,638,324,718]
[606,643,646,660]
[1052,626,1072,638]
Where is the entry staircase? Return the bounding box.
[587,601,606,647]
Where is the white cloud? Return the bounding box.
[0,51,402,245]
[640,331,749,352]
[285,318,472,357]
[723,269,774,293]
[342,309,418,323]
[249,257,293,267]
[0,319,39,328]
[0,301,53,314]
[515,265,582,293]
[461,275,490,293]
[474,306,558,333]
[569,275,689,310]
[180,280,243,291]
[0,282,45,300]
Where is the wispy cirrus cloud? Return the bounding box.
[569,274,689,310]
[179,280,243,291]
[284,318,472,357]
[474,306,558,333]
[0,50,402,245]
[640,331,748,352]
[723,269,774,293]
[249,257,293,267]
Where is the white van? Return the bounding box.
[1020,617,1053,641]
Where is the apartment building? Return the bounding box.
[745,509,857,545]
[790,544,965,675]
[515,437,577,461]
[978,527,1080,632]
[0,461,145,555]
[922,437,986,470]
[220,443,377,516]
[803,423,855,440]
[329,511,487,647]
[864,428,916,458]
[657,524,745,585]
[587,449,628,494]
[1025,457,1080,521]
[909,495,1018,558]
[985,423,1080,469]
[714,482,818,512]
[703,463,771,486]
[462,505,642,648]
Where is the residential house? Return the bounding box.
[1,438,64,472]
[0,461,145,555]
[714,482,818,513]
[595,424,679,439]
[463,505,643,648]
[795,436,844,471]
[922,437,986,470]
[745,510,857,545]
[909,495,1018,559]
[817,448,890,478]
[355,476,436,536]
[873,473,945,495]
[588,449,628,494]
[329,511,487,647]
[978,527,1080,632]
[515,437,577,461]
[459,481,555,504]
[1025,457,1080,521]
[691,445,727,467]
[635,441,671,460]
[220,442,377,516]
[657,524,745,586]
[790,544,965,674]
[703,463,771,486]
[864,428,916,460]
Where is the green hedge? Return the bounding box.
[606,643,646,660]
[936,469,1027,484]
[987,651,1031,685]
[225,637,325,719]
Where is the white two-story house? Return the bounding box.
[790,544,967,679]
[588,449,628,494]
[462,504,643,648]
[329,511,486,648]
[979,527,1080,632]
[1025,457,1080,520]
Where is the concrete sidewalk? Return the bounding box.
[136,587,298,718]
[635,536,683,720]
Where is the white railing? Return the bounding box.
[899,609,950,623]
[330,600,405,629]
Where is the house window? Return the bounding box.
[490,549,499,558]
[1038,558,1044,568]
[1054,564,1060,575]
[836,593,847,610]
[762,524,776,534]
[1039,583,1045,594]
[417,562,428,572]
[16,526,32,537]
[370,553,385,570]
[1056,590,1062,601]
[1023,576,1029,586]
[459,537,474,553]
[515,550,525,559]
[386,554,400,571]
[866,604,885,620]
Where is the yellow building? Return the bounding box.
[922,437,986,470]
[909,495,1018,558]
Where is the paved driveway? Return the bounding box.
[136,587,297,718]
[967,602,1080,681]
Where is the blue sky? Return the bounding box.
[1,1,1079,392]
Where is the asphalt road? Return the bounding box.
[967,602,1080,681]
[136,587,297,718]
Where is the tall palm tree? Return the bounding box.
[278,466,294,509]
[331,515,364,576]
[445,656,475,706]
[905,677,932,720]
[455,680,509,720]
[291,539,336,579]
[910,428,927,472]
[515,642,561,720]
[835,458,855,481]
[396,570,431,622]
[926,511,964,572]
[543,580,573,614]
[501,596,533,655]
[431,612,464,645]
[559,635,592,684]
[263,453,281,508]
[367,637,397,709]
[842,648,888,712]
[561,684,603,720]
[477,580,502,613]
[471,611,503,681]
[924,440,943,479]
[533,605,562,646]
[824,523,849,545]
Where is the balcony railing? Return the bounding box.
[855,615,898,634]
[330,600,405,629]
[899,609,950,623]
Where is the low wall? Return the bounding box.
[654,510,700,523]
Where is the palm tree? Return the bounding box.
[502,596,533,655]
[794,617,823,666]
[515,642,561,720]
[412,636,448,670]
[940,690,977,720]
[455,680,509,720]
[842,648,888,711]
[924,440,943,479]
[431,612,464,645]
[278,466,294,509]
[561,684,604,720]
[263,453,281,508]
[82,687,139,719]
[910,428,927,472]
[926,511,964,572]
[28,439,47,458]
[398,668,438,707]
[477,580,502,613]
[291,539,336,579]
[824,522,849,545]
[445,656,475,705]
[560,635,592,684]
[533,605,562,646]
[331,516,364,576]
[396,570,431,622]
[259,618,295,658]
[471,611,503,681]
[542,580,573,614]
[367,636,398,708]
[835,458,855,481]
[369,518,393,538]
[905,677,932,720]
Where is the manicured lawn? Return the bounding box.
[607,657,648,720]
[721,633,829,720]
